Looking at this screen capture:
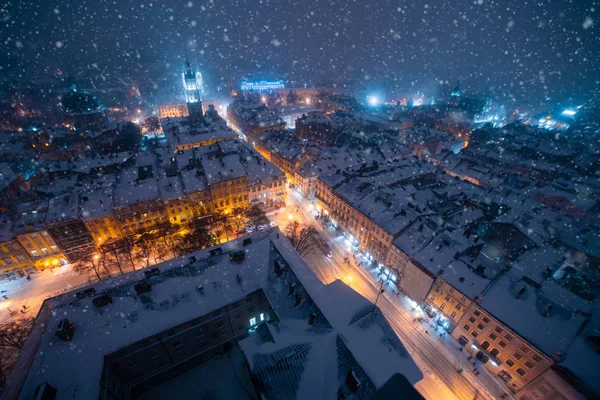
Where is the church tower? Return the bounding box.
[181,55,204,119]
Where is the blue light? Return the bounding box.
[367,95,380,107]
[561,109,576,116]
[241,80,285,91]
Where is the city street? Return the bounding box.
[271,189,513,400]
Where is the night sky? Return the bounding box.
[1,0,598,105]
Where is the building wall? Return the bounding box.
[164,197,198,226]
[249,176,286,208]
[209,177,249,213]
[159,104,189,119]
[515,368,586,400]
[100,289,272,399]
[114,200,168,236]
[366,224,394,266]
[0,240,36,280]
[396,259,434,304]
[15,230,67,269]
[452,304,553,393]
[46,219,96,263]
[173,137,229,152]
[84,215,124,246]
[424,277,473,331]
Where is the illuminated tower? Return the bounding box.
[182,55,204,119]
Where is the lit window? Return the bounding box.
[249,317,257,326]
[260,313,265,321]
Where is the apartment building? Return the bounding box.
[0,235,35,280]
[452,304,554,392]
[158,103,188,119]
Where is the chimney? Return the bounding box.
[295,294,302,306]
[308,313,317,325]
[289,283,295,295]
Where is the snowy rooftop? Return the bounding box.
[244,154,285,183]
[80,186,115,221]
[115,167,160,206]
[162,117,238,147]
[393,217,440,258]
[46,194,80,223]
[11,229,422,399]
[478,270,590,359]
[42,152,133,175]
[201,154,247,185]
[180,168,208,194]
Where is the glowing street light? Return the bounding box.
[367,95,380,107]
[305,97,311,105]
[288,213,293,221]
[561,109,576,116]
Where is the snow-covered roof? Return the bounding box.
[79,186,115,221]
[11,229,421,400]
[46,194,80,223]
[201,154,246,185]
[479,269,591,358]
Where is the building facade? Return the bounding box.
[159,104,188,119]
[452,304,554,393]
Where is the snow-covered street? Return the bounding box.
[270,189,514,400]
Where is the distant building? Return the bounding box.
[240,80,285,92]
[159,103,189,119]
[182,56,204,120]
[295,114,335,146]
[61,88,109,131]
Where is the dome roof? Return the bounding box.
[62,89,103,114]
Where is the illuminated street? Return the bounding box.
[269,189,513,400]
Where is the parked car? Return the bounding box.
[257,224,268,231]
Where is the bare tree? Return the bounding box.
[285,221,320,257]
[0,317,35,386]
[246,205,269,231]
[136,233,153,268]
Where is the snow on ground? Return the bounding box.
[0,265,90,324]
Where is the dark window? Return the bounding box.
[481,341,491,350]
[505,359,515,367]
[469,317,476,323]
[495,326,504,334]
[520,346,530,354]
[513,352,522,360]
[504,334,513,341]
[471,331,479,338]
[524,361,534,369]
[532,354,542,363]
[474,310,481,317]
[516,368,526,376]
[482,316,490,323]
[499,341,507,348]
[463,324,471,331]
[489,333,498,341]
[477,323,485,330]
[490,348,500,357]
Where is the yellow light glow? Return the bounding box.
[288,214,293,220]
[0,301,11,310]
